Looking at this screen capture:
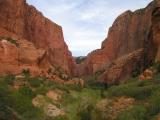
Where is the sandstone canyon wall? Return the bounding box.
[76,0,160,84]
[0,0,160,85]
[76,1,154,75]
[0,0,76,75]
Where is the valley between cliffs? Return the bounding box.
[1,0,160,120]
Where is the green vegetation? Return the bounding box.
[116,105,147,120]
[1,64,160,120]
[75,56,86,64]
[4,74,15,85]
[105,79,154,100]
[28,77,43,88]
[0,36,19,47]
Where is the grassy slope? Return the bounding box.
[1,67,160,120]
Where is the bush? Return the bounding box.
[147,95,160,116]
[75,56,86,64]
[53,115,69,120]
[19,86,35,98]
[4,74,15,85]
[116,105,147,120]
[11,91,42,119]
[0,81,13,106]
[62,92,77,105]
[91,108,109,120]
[106,80,154,100]
[28,77,42,88]
[153,61,160,73]
[77,97,94,120]
[0,105,20,120]
[77,104,93,120]
[35,86,49,95]
[22,69,30,79]
[0,36,19,47]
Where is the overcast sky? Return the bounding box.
[27,0,152,56]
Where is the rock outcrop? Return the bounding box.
[139,68,154,81]
[98,49,145,84]
[0,28,47,75]
[0,0,160,85]
[0,0,75,74]
[152,0,160,61]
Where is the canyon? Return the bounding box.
[0,0,160,85]
[1,0,160,120]
[0,0,76,76]
[75,0,160,84]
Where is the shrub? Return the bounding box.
[11,91,43,119]
[77,97,94,120]
[91,108,109,120]
[147,95,160,116]
[75,56,86,64]
[0,36,19,47]
[22,69,30,79]
[106,80,154,100]
[77,104,93,120]
[35,86,49,95]
[116,105,147,120]
[62,92,77,105]
[153,61,160,73]
[0,105,20,120]
[0,81,13,106]
[19,86,35,98]
[4,74,15,85]
[28,77,42,88]
[53,115,69,120]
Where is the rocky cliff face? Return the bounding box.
[0,0,76,74]
[0,28,46,75]
[76,0,160,84]
[152,0,160,61]
[0,0,159,85]
[76,2,155,76]
[98,49,145,84]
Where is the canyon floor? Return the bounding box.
[1,62,160,120]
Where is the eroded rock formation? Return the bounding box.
[75,0,160,84]
[75,2,155,76]
[0,28,47,75]
[0,0,160,85]
[0,0,76,74]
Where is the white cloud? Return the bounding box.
[27,0,152,56]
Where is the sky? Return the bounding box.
[27,0,152,56]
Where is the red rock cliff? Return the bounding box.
[75,1,156,77]
[0,0,76,74]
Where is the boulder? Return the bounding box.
[46,90,63,101]
[139,69,154,81]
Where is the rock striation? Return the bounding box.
[0,0,160,85]
[75,0,160,84]
[0,28,47,75]
[0,0,76,74]
[98,49,145,84]
[75,1,155,76]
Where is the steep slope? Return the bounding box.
[76,1,155,76]
[0,0,76,74]
[0,28,47,75]
[152,0,160,61]
[75,0,160,84]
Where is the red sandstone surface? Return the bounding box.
[0,0,160,84]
